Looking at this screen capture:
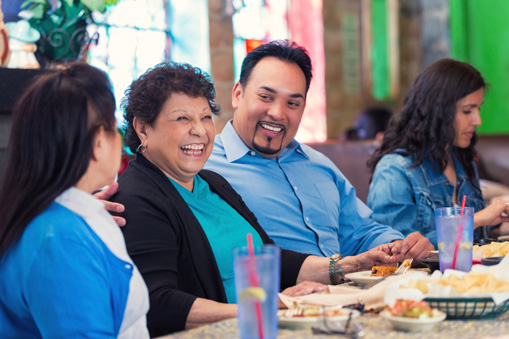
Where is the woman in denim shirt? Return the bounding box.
[367,59,509,248]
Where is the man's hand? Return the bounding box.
[399,232,434,262]
[281,281,327,297]
[374,241,404,261]
[94,182,126,226]
[342,248,397,274]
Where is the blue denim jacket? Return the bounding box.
[367,152,485,247]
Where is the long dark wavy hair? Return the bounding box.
[0,63,116,258]
[122,62,221,153]
[368,58,487,188]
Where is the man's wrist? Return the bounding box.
[338,256,361,275]
[336,259,344,283]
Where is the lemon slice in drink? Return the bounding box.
[238,287,267,303]
[460,242,472,250]
[438,243,445,251]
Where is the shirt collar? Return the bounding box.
[55,186,105,218]
[219,120,309,162]
[219,121,252,163]
[421,151,468,186]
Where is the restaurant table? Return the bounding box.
[159,311,509,338]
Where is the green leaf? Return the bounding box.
[80,0,106,13]
[20,0,47,9]
[28,2,48,20]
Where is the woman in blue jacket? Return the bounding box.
[0,63,149,338]
[367,58,509,247]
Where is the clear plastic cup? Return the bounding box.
[233,245,280,339]
[435,207,474,272]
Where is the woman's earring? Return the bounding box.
[136,144,147,153]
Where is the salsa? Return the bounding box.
[387,299,434,319]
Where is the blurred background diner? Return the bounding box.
[341,106,393,142]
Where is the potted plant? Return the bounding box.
[19,0,117,65]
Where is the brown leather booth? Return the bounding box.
[476,135,509,187]
[307,135,509,204]
[307,140,378,203]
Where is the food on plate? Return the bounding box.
[473,241,509,258]
[404,271,509,294]
[285,302,345,317]
[387,299,434,319]
[371,265,397,277]
[372,259,412,277]
[401,259,413,268]
[300,306,344,317]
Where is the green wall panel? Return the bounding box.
[450,0,509,134]
[371,0,390,100]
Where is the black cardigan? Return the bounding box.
[111,154,309,336]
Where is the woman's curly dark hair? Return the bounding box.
[121,62,221,153]
[368,58,487,188]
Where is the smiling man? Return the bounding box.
[205,40,434,262]
[231,55,306,158]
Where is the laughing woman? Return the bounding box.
[0,63,149,338]
[110,62,398,337]
[367,58,509,247]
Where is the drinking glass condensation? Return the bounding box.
[233,245,280,339]
[435,207,474,272]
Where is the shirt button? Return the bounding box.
[294,186,298,191]
[320,244,324,248]
[306,217,309,222]
[125,264,132,269]
[250,151,256,156]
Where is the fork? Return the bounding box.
[312,310,366,338]
[360,259,413,289]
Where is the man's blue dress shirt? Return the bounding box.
[205,121,404,257]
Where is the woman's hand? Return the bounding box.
[93,182,126,226]
[474,198,509,229]
[281,281,327,297]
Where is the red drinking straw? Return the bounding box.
[247,233,264,339]
[452,195,467,270]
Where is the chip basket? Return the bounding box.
[424,297,509,319]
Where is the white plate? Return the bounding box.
[344,270,382,285]
[278,308,360,329]
[380,309,446,332]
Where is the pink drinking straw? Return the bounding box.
[452,195,467,270]
[246,233,264,339]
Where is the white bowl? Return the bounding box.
[344,270,382,285]
[278,308,360,329]
[380,309,446,332]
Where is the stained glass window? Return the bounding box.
[231,0,326,142]
[87,0,209,124]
